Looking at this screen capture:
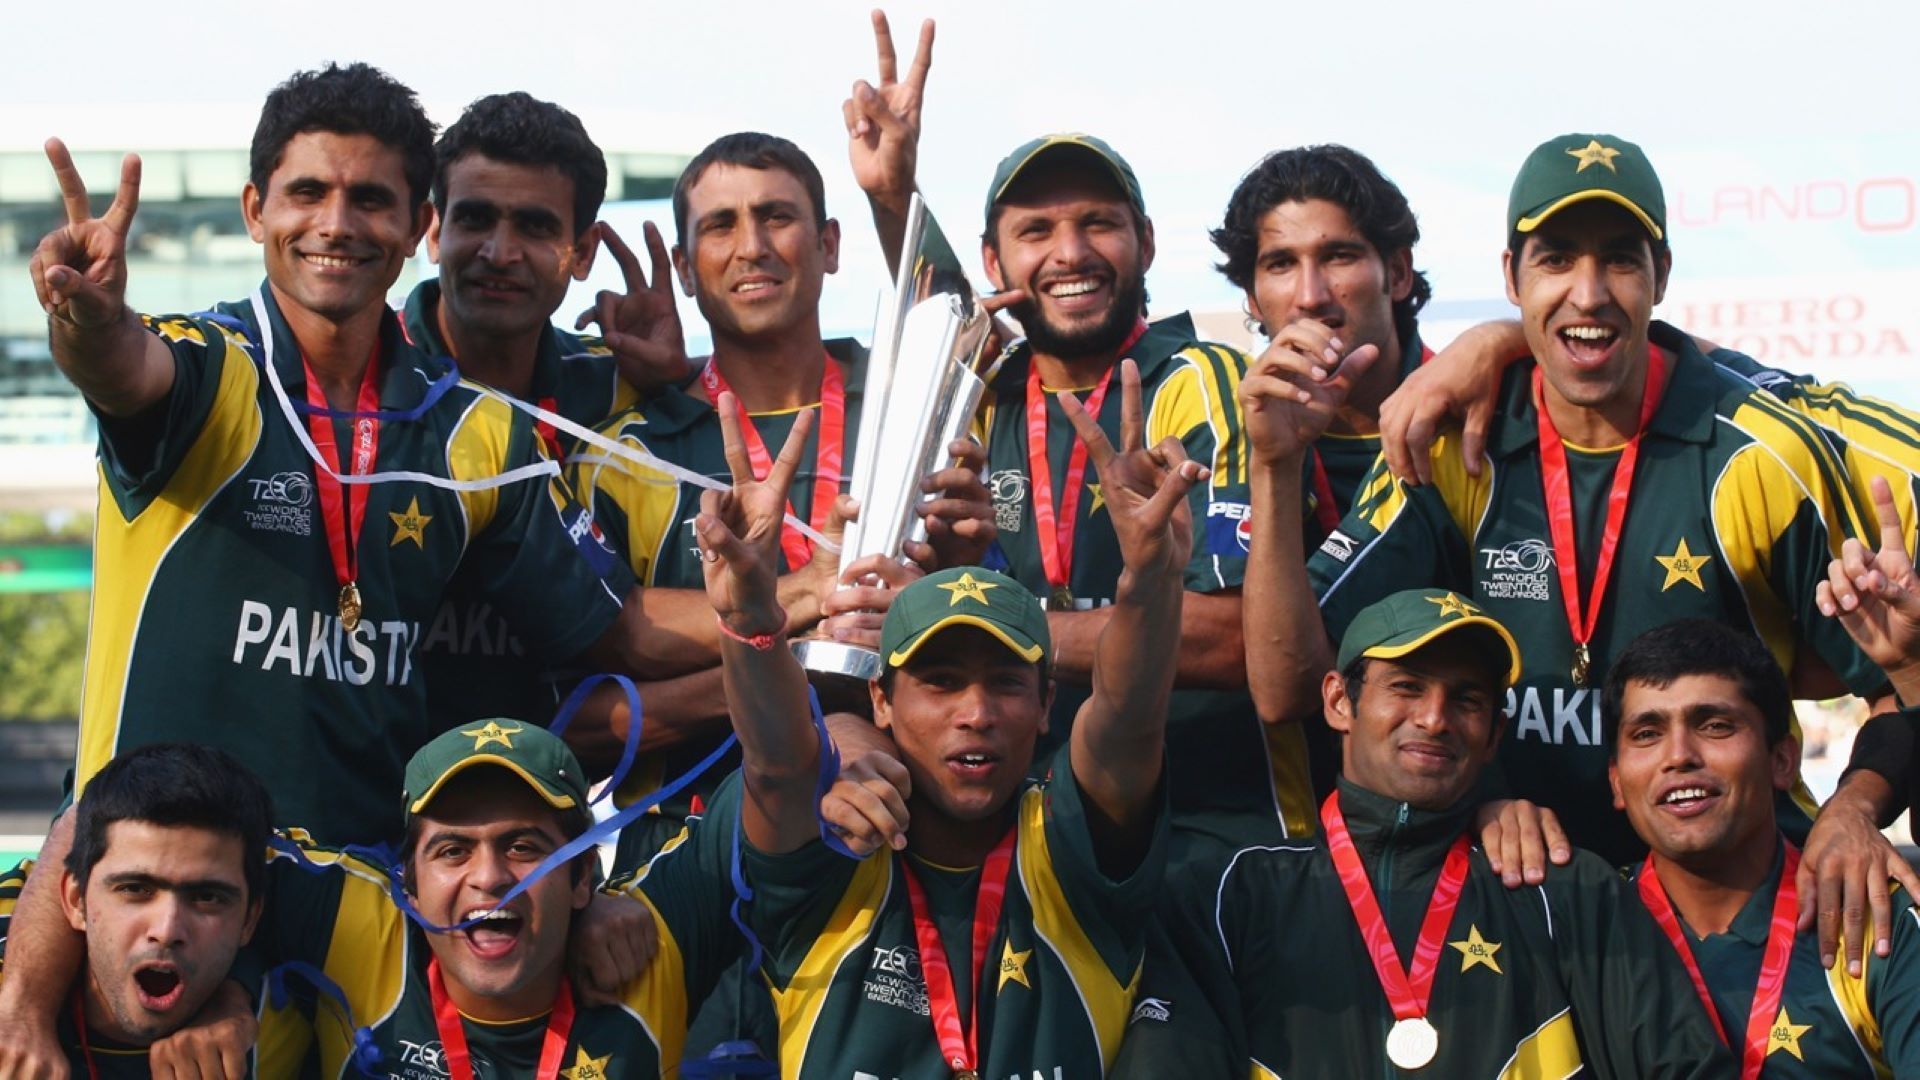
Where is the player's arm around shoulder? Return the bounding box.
[1863,879,1920,1072]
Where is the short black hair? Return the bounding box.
[66,744,274,901]
[1602,620,1791,753]
[1211,145,1432,346]
[434,92,607,239]
[672,132,827,246]
[250,62,436,209]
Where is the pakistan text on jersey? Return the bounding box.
[232,601,421,686]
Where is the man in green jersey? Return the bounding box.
[845,13,1297,844]
[699,353,1191,1076]
[249,720,738,1078]
[1199,589,1733,1077]
[0,744,272,1079]
[574,128,995,869]
[1610,619,1920,1077]
[405,91,695,737]
[1245,132,1888,867]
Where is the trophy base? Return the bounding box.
[792,639,884,716]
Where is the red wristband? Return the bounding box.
[716,612,784,651]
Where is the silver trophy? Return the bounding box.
[792,194,999,691]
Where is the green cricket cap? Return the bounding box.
[403,720,590,817]
[880,566,1051,671]
[1336,589,1523,687]
[1508,133,1665,241]
[985,133,1146,224]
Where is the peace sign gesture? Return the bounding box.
[573,220,692,392]
[844,9,934,217]
[1058,359,1209,579]
[31,138,141,328]
[697,392,817,636]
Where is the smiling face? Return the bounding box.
[1609,673,1797,870]
[672,163,838,347]
[60,822,259,1046]
[1504,200,1671,422]
[405,771,591,1021]
[1250,198,1410,361]
[429,154,596,344]
[1326,635,1505,810]
[983,163,1153,361]
[243,130,429,326]
[872,627,1052,827]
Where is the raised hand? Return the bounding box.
[697,392,815,635]
[31,139,140,328]
[1240,319,1379,467]
[1819,475,1920,702]
[843,9,933,214]
[1058,358,1208,579]
[573,221,692,392]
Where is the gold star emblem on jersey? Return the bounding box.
[1449,924,1503,974]
[460,720,522,751]
[998,941,1032,991]
[1655,538,1709,592]
[389,497,432,548]
[1566,139,1623,173]
[1427,593,1478,620]
[1087,483,1105,514]
[560,1048,613,1080]
[1766,1006,1812,1060]
[937,571,999,607]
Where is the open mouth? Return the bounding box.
[947,751,1000,778]
[1040,276,1109,312]
[731,276,782,297]
[462,907,526,959]
[300,252,374,272]
[1556,324,1619,366]
[1657,784,1722,817]
[132,965,184,1011]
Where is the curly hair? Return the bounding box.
[250,62,436,208]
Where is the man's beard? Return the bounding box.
[1011,274,1147,361]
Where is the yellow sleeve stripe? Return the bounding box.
[1732,392,1871,544]
[1250,1060,1284,1079]
[79,333,262,793]
[769,853,892,1080]
[1496,1007,1583,1079]
[1426,433,1497,543]
[1797,383,1920,451]
[574,428,682,585]
[1825,909,1891,1077]
[619,892,684,1069]
[1017,786,1136,1069]
[446,391,519,542]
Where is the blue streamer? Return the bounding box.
[267,960,384,1077]
[546,672,645,805]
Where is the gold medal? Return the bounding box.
[338,581,363,632]
[954,1072,980,1080]
[1385,1015,1438,1069]
[1570,642,1590,685]
[1050,585,1074,610]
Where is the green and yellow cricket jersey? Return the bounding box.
[0,859,248,1078]
[1704,330,1920,555]
[573,342,866,873]
[79,285,631,846]
[253,777,740,1077]
[1635,839,1920,1078]
[1309,325,1882,865]
[1193,782,1734,1079]
[399,281,643,735]
[975,313,1314,844]
[740,745,1166,1079]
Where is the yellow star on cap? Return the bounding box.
[1566,139,1623,173]
[937,571,999,607]
[1449,924,1503,974]
[998,941,1032,991]
[1655,538,1709,592]
[560,1048,613,1080]
[1087,483,1106,514]
[459,720,522,751]
[389,497,432,548]
[1766,1006,1812,1060]
[1427,593,1478,620]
